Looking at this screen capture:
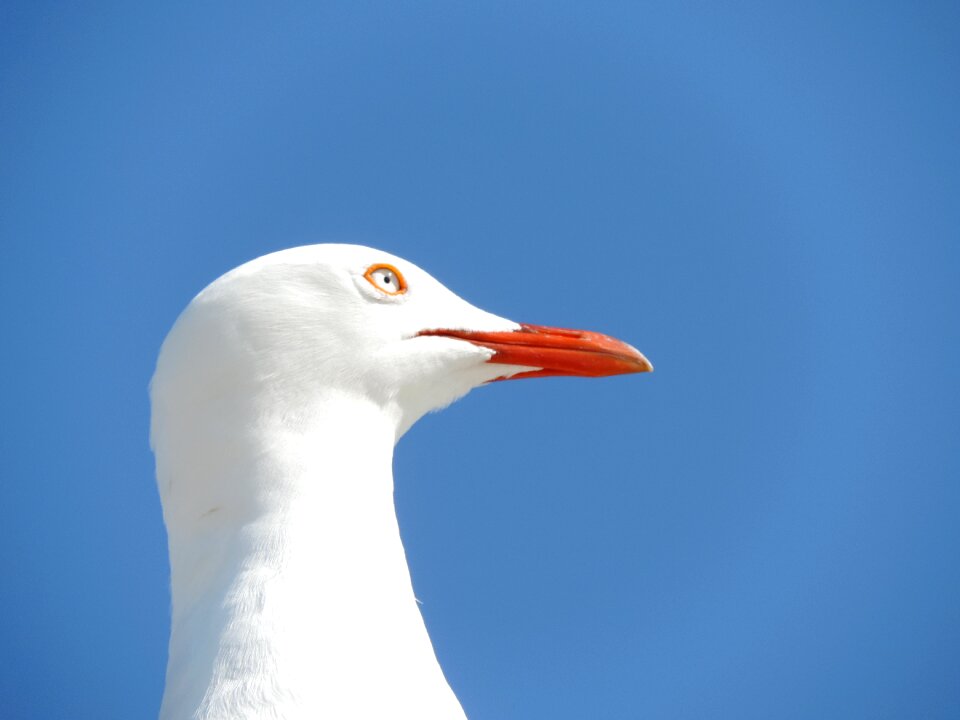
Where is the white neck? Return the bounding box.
[158,394,467,720]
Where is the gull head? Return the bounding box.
[151,243,651,440]
[150,244,652,534]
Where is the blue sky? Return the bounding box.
[1,2,958,718]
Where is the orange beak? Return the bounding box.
[418,323,653,381]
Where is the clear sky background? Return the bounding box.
[1,2,958,719]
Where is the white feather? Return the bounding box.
[152,245,526,720]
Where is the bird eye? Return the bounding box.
[364,263,407,296]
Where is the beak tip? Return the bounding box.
[630,355,653,375]
[628,346,653,374]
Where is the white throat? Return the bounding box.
[158,393,467,720]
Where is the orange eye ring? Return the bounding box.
[364,263,408,296]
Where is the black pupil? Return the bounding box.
[384,275,392,284]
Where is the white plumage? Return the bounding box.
[151,244,650,719]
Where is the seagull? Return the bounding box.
[150,244,652,720]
